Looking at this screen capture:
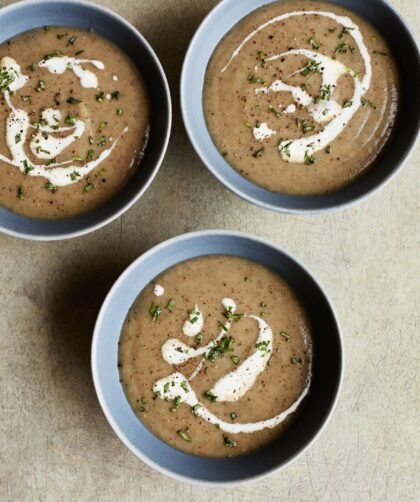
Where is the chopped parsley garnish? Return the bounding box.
[279,331,291,340]
[65,113,76,126]
[339,26,355,39]
[223,435,237,447]
[320,84,333,101]
[35,79,46,92]
[170,395,182,412]
[298,119,315,134]
[291,357,304,365]
[188,309,200,323]
[42,50,64,61]
[343,100,353,108]
[98,121,107,133]
[67,96,81,104]
[116,108,124,116]
[300,60,321,76]
[335,42,355,54]
[304,151,316,165]
[44,182,57,192]
[75,50,85,56]
[177,429,191,442]
[86,149,95,162]
[205,335,235,362]
[72,156,82,162]
[268,105,282,118]
[361,97,376,109]
[83,182,95,193]
[280,141,293,158]
[218,321,228,332]
[247,74,265,84]
[96,92,105,102]
[230,412,237,420]
[36,146,51,155]
[256,340,271,355]
[324,145,331,154]
[22,160,34,174]
[163,382,170,393]
[230,355,240,365]
[57,32,68,40]
[15,134,21,144]
[252,147,264,158]
[308,37,320,49]
[17,185,25,200]
[192,404,202,416]
[373,50,387,56]
[88,135,94,145]
[204,390,217,402]
[180,380,189,393]
[195,334,202,346]
[29,62,38,72]
[67,36,77,46]
[300,83,307,92]
[69,171,81,181]
[150,303,161,321]
[97,136,106,147]
[110,90,121,100]
[257,50,267,66]
[20,95,32,103]
[166,299,176,311]
[223,305,244,322]
[54,92,61,105]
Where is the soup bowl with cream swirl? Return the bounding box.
[0,0,171,239]
[181,0,419,213]
[92,230,343,485]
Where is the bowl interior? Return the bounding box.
[92,232,342,484]
[181,0,420,213]
[0,0,170,239]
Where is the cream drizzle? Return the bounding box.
[38,56,105,89]
[253,122,276,141]
[221,10,373,163]
[154,298,312,434]
[0,57,128,186]
[153,284,165,297]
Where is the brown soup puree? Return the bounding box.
[0,27,150,219]
[204,0,399,195]
[119,256,312,457]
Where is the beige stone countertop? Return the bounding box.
[0,0,418,500]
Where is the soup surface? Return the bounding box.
[119,255,312,457]
[0,27,150,219]
[204,0,399,195]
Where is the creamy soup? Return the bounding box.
[119,256,312,457]
[204,0,399,195]
[0,27,150,219]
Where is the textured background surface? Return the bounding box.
[0,0,418,500]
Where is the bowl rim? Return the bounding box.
[180,0,420,215]
[0,0,172,241]
[91,229,345,486]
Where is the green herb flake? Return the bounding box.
[166,299,176,311]
[257,50,267,66]
[35,79,46,92]
[196,334,203,346]
[339,26,355,39]
[170,395,182,412]
[67,36,77,46]
[29,62,38,72]
[301,60,321,76]
[230,355,240,365]
[20,95,32,103]
[230,412,237,420]
[324,145,331,154]
[116,108,124,116]
[343,100,353,108]
[163,382,170,393]
[56,32,68,40]
[83,182,95,193]
[304,151,316,165]
[291,357,304,365]
[192,404,202,416]
[223,435,237,448]
[75,50,85,56]
[96,92,105,102]
[252,147,264,158]
[180,380,189,393]
[247,74,265,84]
[69,170,81,181]
[361,97,376,109]
[300,83,307,92]
[256,340,271,356]
[98,121,107,133]
[308,37,320,49]
[110,90,121,100]
[279,331,291,340]
[44,182,57,193]
[17,185,25,200]
[373,50,387,56]
[67,96,82,105]
[204,390,217,402]
[65,113,76,126]
[177,429,191,442]
[150,303,161,321]
[15,133,21,144]
[97,135,106,147]
[86,149,95,162]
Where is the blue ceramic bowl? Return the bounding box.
[0,0,171,240]
[92,230,343,485]
[181,0,420,214]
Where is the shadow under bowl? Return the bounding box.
[92,230,343,485]
[181,0,420,214]
[0,0,171,240]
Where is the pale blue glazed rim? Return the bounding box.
[91,230,344,485]
[0,0,171,240]
[180,0,420,214]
